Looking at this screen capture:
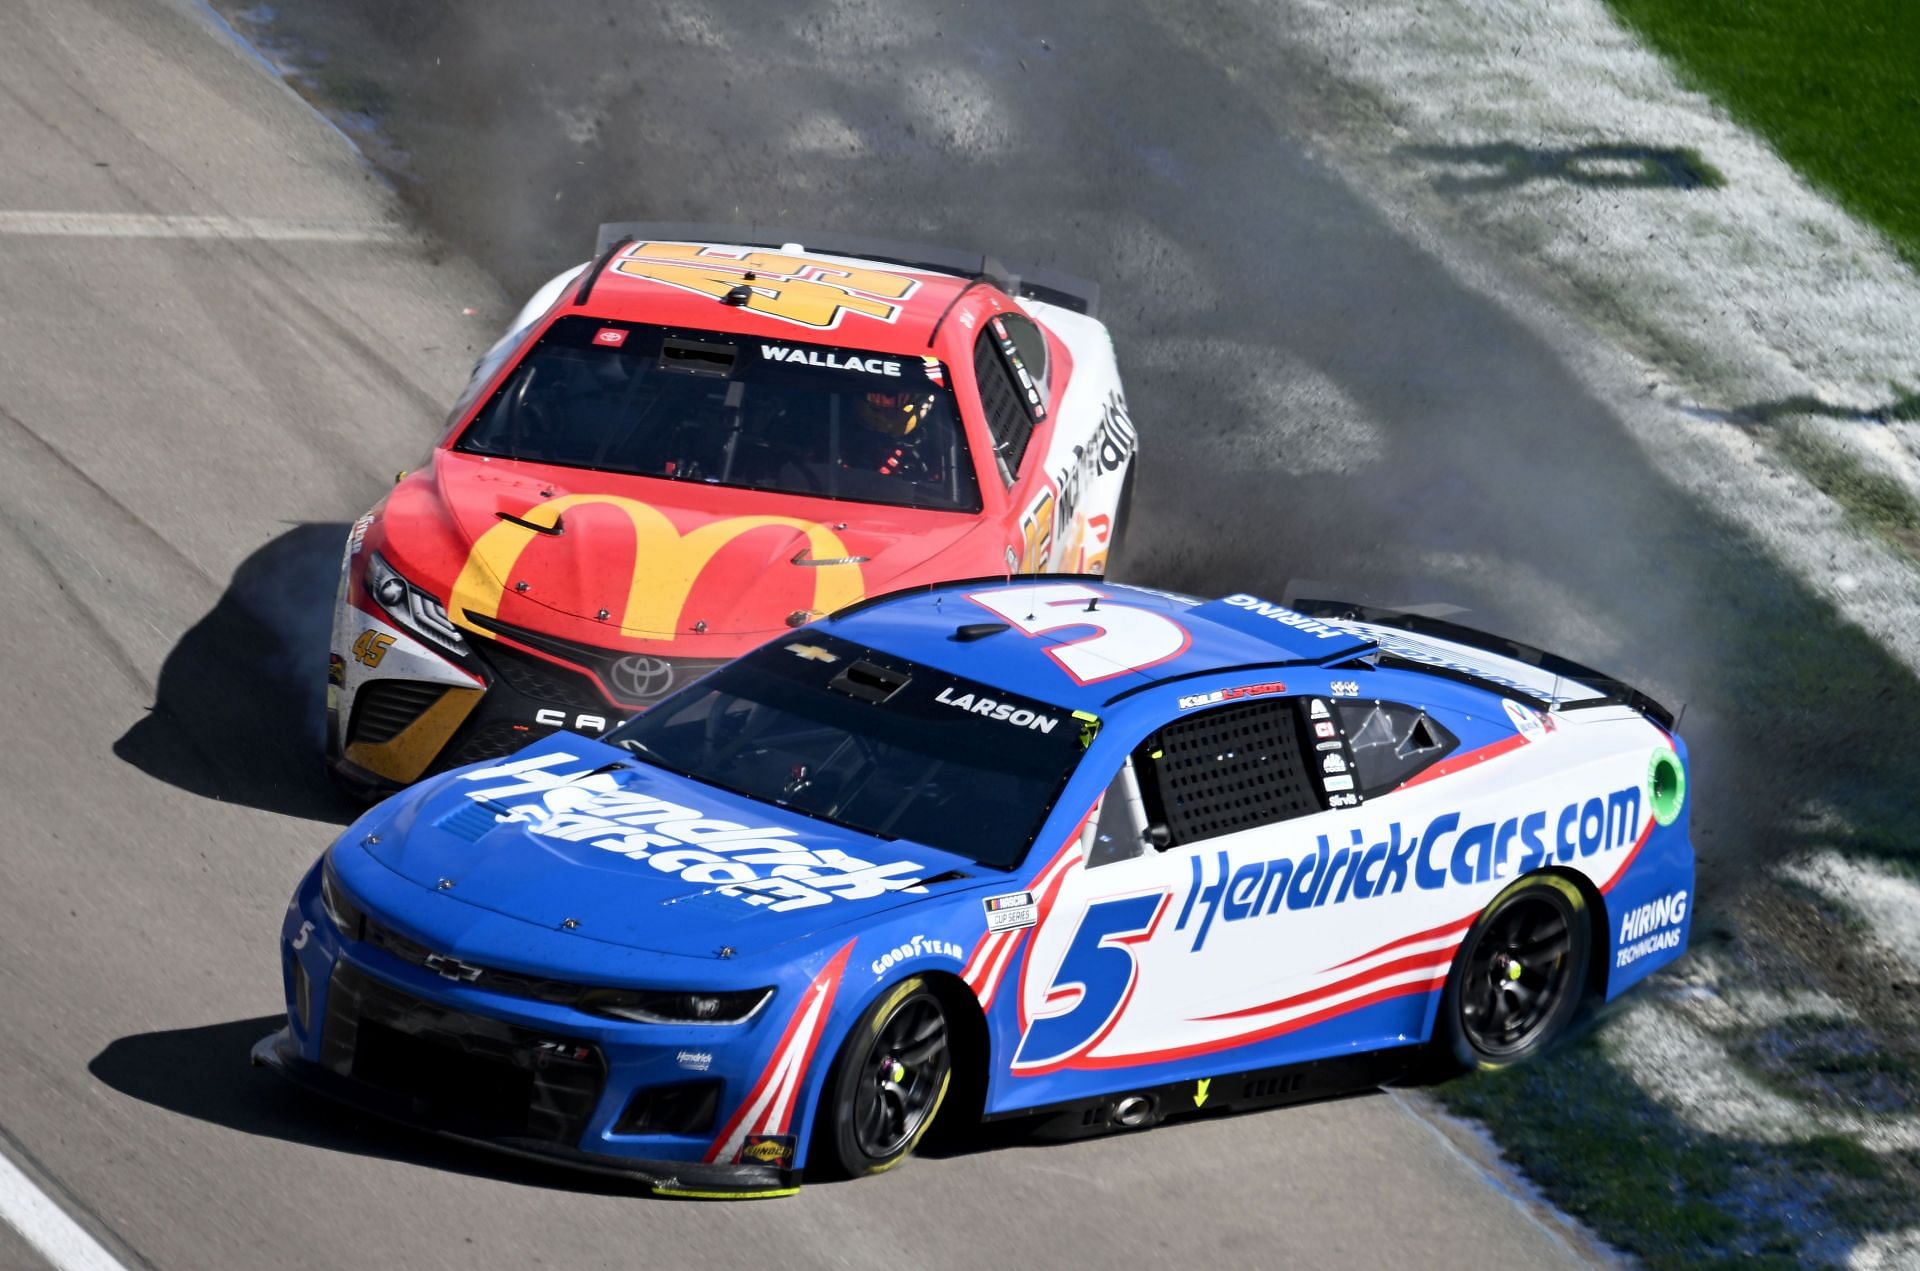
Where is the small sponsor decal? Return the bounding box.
[1308,699,1330,720]
[1503,698,1547,740]
[1315,740,1344,752]
[921,356,946,385]
[1323,774,1355,792]
[1322,754,1349,774]
[677,1049,714,1072]
[1178,681,1286,711]
[593,326,630,347]
[1329,680,1359,697]
[984,890,1038,933]
[1313,720,1337,739]
[871,934,965,975]
[736,1134,796,1167]
[1328,792,1360,809]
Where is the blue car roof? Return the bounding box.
[824,578,1378,712]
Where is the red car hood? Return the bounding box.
[426,451,985,656]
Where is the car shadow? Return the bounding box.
[1398,140,1724,193]
[89,1017,648,1196]
[113,522,360,825]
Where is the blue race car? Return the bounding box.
[255,577,1693,1197]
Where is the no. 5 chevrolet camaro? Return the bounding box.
[327,225,1137,795]
[259,579,1693,1197]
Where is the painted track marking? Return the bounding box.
[0,1142,131,1271]
[0,211,415,242]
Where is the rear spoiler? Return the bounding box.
[593,221,1100,316]
[1285,594,1678,730]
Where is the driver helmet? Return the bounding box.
[858,390,929,438]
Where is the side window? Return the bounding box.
[996,312,1051,406]
[1086,759,1151,867]
[1132,699,1322,849]
[1334,699,1458,797]
[973,320,1041,484]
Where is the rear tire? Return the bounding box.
[1437,874,1590,1073]
[817,977,952,1178]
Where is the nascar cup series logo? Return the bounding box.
[450,495,865,640]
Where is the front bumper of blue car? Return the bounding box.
[256,864,803,1198]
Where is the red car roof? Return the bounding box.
[573,239,980,355]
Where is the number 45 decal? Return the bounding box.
[968,583,1190,684]
[1013,891,1170,1073]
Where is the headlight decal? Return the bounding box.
[365,551,469,657]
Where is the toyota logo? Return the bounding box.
[608,654,676,701]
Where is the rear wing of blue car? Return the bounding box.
[593,221,1100,316]
[1285,593,1678,731]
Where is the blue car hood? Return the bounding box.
[358,733,978,958]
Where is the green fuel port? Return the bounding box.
[1648,748,1686,826]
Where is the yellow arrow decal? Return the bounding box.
[1194,1078,1211,1108]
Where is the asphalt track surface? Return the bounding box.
[0,0,1909,1267]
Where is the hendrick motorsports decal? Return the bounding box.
[1178,785,1647,952]
[460,753,929,912]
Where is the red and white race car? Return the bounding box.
[327,225,1138,791]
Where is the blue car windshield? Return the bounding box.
[608,633,1092,869]
[456,317,980,513]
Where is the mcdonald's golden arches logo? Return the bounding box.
[450,495,865,639]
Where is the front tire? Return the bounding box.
[1438,874,1590,1073]
[817,977,952,1178]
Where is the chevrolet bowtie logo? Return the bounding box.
[423,952,484,982]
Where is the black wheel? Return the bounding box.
[818,978,952,1177]
[1438,874,1590,1072]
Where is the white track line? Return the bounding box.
[0,1147,130,1271]
[0,210,415,242]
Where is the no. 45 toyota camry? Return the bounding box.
[259,578,1692,1196]
[328,224,1137,794]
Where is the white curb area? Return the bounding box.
[1162,0,1920,683]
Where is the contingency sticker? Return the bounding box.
[983,890,1038,933]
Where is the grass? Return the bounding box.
[1772,425,1920,561]
[1439,1027,1920,1268]
[1603,0,1920,271]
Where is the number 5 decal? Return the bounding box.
[968,583,1190,684]
[1013,891,1170,1073]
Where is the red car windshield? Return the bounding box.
[457,317,980,513]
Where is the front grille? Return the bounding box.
[348,680,446,745]
[322,961,604,1146]
[480,639,610,710]
[363,915,600,1007]
[465,612,726,709]
[438,719,546,769]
